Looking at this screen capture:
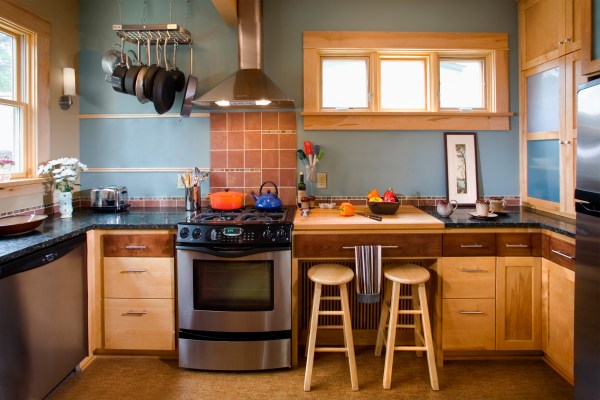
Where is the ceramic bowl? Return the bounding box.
[367,200,400,215]
[319,203,336,209]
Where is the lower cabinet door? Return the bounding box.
[104,298,175,350]
[442,298,496,350]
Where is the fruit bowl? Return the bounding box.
[367,200,400,215]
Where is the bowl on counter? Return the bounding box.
[367,200,400,215]
[0,214,47,236]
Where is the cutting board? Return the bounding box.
[293,205,444,230]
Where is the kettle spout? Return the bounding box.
[251,191,259,201]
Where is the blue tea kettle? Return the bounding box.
[252,181,283,211]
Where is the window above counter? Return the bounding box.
[302,31,512,131]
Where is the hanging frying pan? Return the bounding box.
[169,42,186,92]
[180,44,196,117]
[110,38,128,93]
[135,37,152,104]
[143,36,162,101]
[124,42,142,95]
[152,37,176,114]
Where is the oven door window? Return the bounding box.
[192,260,274,311]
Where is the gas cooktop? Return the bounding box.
[177,206,295,246]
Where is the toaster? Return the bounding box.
[90,186,130,211]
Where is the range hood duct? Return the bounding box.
[193,0,294,110]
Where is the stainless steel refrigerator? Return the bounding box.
[574,79,600,399]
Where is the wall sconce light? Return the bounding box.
[59,67,76,110]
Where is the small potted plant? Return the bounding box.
[37,157,88,218]
[0,156,15,181]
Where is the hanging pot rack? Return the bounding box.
[113,24,192,44]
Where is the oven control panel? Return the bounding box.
[177,224,292,245]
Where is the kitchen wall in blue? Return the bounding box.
[79,0,519,199]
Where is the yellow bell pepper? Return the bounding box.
[369,196,383,202]
[367,188,381,200]
[339,202,355,216]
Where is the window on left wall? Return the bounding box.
[0,2,49,181]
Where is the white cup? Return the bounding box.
[476,200,494,217]
[489,197,506,213]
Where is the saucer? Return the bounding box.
[493,210,510,215]
[469,211,498,219]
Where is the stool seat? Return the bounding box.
[304,263,358,392]
[308,264,354,285]
[384,264,430,285]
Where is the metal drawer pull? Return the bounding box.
[121,269,148,273]
[551,249,575,261]
[459,268,486,273]
[342,245,398,249]
[505,244,528,248]
[124,310,147,316]
[459,311,483,315]
[460,244,483,248]
[124,245,147,249]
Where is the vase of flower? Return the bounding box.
[0,157,15,182]
[59,191,73,218]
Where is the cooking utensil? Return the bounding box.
[110,37,128,93]
[102,43,130,75]
[135,38,151,104]
[124,41,142,95]
[169,41,186,92]
[297,149,308,165]
[357,212,382,221]
[251,181,283,211]
[152,37,176,114]
[316,147,325,160]
[180,44,197,117]
[143,37,162,101]
[209,189,246,210]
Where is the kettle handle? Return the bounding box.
[259,181,279,196]
[449,199,458,210]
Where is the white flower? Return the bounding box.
[37,157,87,192]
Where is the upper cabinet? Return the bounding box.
[582,0,600,75]
[519,0,582,70]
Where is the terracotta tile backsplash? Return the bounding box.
[210,112,298,206]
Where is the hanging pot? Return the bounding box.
[110,37,128,93]
[124,42,142,95]
[169,41,186,92]
[209,189,246,210]
[143,37,162,101]
[180,44,197,117]
[135,37,152,104]
[152,37,177,114]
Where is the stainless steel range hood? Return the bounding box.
[193,0,294,110]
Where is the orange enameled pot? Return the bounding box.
[209,190,246,210]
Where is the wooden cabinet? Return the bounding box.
[520,50,584,216]
[102,233,176,351]
[441,257,496,350]
[519,0,582,70]
[581,0,600,75]
[496,256,542,350]
[542,258,575,383]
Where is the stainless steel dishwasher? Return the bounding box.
[0,235,87,400]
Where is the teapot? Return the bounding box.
[252,181,283,211]
[436,199,458,217]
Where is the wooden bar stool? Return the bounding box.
[304,264,359,391]
[374,263,439,391]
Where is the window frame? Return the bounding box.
[0,0,49,183]
[303,31,512,131]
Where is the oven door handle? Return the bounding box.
[176,244,291,258]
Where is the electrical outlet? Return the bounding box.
[317,172,327,189]
[177,173,185,189]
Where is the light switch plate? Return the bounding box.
[317,172,327,189]
[177,174,185,189]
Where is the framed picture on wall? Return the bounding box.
[444,132,479,205]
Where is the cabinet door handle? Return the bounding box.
[559,140,571,145]
[123,310,147,316]
[124,245,147,250]
[460,244,483,248]
[505,244,528,248]
[459,311,483,315]
[564,37,572,43]
[121,269,148,273]
[459,268,487,273]
[551,249,575,261]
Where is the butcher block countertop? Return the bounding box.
[293,205,445,231]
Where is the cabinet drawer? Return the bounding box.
[442,298,496,350]
[442,257,496,299]
[104,234,175,257]
[443,233,495,257]
[104,298,175,350]
[293,234,442,259]
[496,233,541,256]
[544,235,576,271]
[104,257,174,299]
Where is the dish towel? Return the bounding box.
[353,245,383,304]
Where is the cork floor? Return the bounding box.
[47,347,573,400]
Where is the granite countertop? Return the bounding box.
[0,206,576,266]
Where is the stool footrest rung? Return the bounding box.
[318,310,343,316]
[317,325,343,330]
[320,296,341,301]
[394,345,428,352]
[397,310,423,315]
[315,347,351,353]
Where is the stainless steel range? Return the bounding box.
[176,206,295,371]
